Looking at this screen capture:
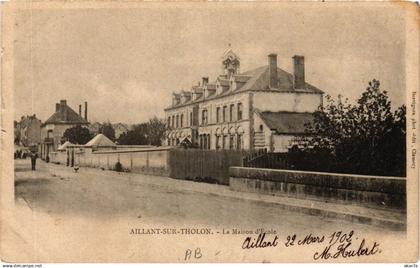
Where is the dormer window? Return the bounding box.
[216,81,222,95]
[172,94,181,106]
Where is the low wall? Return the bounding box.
[229,167,406,210]
[50,147,170,176]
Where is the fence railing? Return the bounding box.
[168,149,255,185]
[243,151,290,170]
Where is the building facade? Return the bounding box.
[39,100,90,159]
[164,49,324,152]
[15,114,42,147]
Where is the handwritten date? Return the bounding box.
[242,230,381,260]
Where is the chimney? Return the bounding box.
[268,54,278,88]
[55,103,60,112]
[202,77,209,87]
[59,100,67,120]
[84,101,88,121]
[60,99,67,107]
[79,104,82,116]
[293,55,305,89]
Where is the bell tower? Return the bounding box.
[221,44,240,78]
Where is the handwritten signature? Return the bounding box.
[241,230,381,260]
[242,232,279,249]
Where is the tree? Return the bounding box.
[116,117,166,146]
[99,122,116,141]
[291,79,406,177]
[117,123,148,145]
[145,117,166,146]
[62,125,93,145]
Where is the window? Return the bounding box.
[190,112,193,126]
[167,117,171,128]
[229,135,234,150]
[207,134,211,150]
[259,124,264,132]
[223,106,227,122]
[230,104,234,122]
[176,115,179,128]
[223,135,228,149]
[237,103,243,120]
[216,107,220,123]
[202,109,208,125]
[237,134,242,150]
[216,135,220,150]
[180,114,184,128]
[172,116,175,128]
[203,135,207,149]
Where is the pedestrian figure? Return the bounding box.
[30,152,38,170]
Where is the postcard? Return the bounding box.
[1,1,418,263]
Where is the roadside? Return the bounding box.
[7,159,406,262]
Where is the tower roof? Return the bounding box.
[221,44,240,61]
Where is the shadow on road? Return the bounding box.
[14,167,34,172]
[15,178,52,187]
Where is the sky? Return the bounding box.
[13,3,406,124]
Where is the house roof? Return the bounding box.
[258,111,314,134]
[238,66,323,93]
[57,141,74,150]
[44,105,88,125]
[85,134,116,147]
[166,65,323,110]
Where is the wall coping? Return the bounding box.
[230,167,405,180]
[229,167,406,194]
[92,147,172,154]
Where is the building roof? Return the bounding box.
[44,104,88,125]
[166,65,324,110]
[258,111,314,135]
[85,134,116,147]
[57,141,74,150]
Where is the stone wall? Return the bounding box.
[229,167,406,210]
[50,147,171,176]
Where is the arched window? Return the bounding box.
[229,135,235,150]
[237,134,242,150]
[216,135,220,150]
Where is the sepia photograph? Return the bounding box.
[1,1,418,264]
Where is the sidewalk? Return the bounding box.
[47,162,406,231]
